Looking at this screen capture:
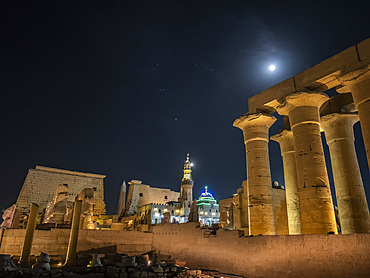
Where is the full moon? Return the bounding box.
[269,64,276,71]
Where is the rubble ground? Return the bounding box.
[0,251,243,278]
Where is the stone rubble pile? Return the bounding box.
[0,252,220,278]
[32,252,51,271]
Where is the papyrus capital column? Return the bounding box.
[338,70,370,169]
[321,113,370,233]
[271,129,302,235]
[277,92,337,235]
[233,113,276,235]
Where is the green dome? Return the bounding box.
[197,186,217,206]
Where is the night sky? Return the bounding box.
[1,1,370,214]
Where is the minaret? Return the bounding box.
[180,153,194,218]
[117,181,126,216]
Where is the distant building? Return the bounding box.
[179,153,194,221]
[122,180,180,217]
[120,154,195,230]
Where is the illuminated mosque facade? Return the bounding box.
[197,186,220,226]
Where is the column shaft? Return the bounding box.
[349,78,370,169]
[277,92,337,235]
[234,113,276,235]
[271,130,302,235]
[321,113,370,233]
[238,183,249,229]
[20,203,39,267]
[64,199,82,266]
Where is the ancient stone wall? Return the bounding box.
[0,229,153,257]
[219,185,288,235]
[218,196,234,228]
[152,223,370,278]
[125,180,180,216]
[272,188,289,235]
[16,166,106,215]
[1,224,369,277]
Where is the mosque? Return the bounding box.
[196,186,220,226]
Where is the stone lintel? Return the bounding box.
[336,65,370,93]
[248,38,370,113]
[320,93,356,116]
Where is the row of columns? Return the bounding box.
[234,74,370,235]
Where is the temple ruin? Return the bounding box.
[0,39,370,277]
[16,166,106,217]
[233,37,370,236]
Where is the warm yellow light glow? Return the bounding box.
[200,211,204,215]
[212,212,216,216]
[164,208,168,212]
[57,263,63,267]
[148,260,151,265]
[154,208,158,211]
[175,209,180,213]
[205,212,208,215]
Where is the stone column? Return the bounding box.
[20,203,39,267]
[239,182,249,229]
[271,129,302,235]
[64,199,82,266]
[277,92,337,235]
[233,113,277,235]
[340,77,370,168]
[321,113,370,234]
